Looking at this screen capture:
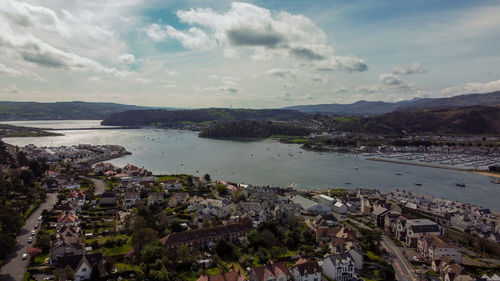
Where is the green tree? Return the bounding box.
[141,243,165,264]
[215,239,235,260]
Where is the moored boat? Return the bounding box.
[456,182,466,187]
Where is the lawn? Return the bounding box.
[33,253,49,265]
[158,176,180,182]
[115,262,141,273]
[102,243,132,256]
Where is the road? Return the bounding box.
[380,236,418,281]
[85,177,106,196]
[0,193,58,281]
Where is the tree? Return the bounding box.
[141,243,165,264]
[27,247,42,257]
[176,245,196,264]
[215,239,235,260]
[203,174,211,182]
[131,227,158,252]
[35,231,51,252]
[215,184,227,195]
[54,265,74,281]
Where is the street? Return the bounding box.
[380,236,418,281]
[85,177,106,196]
[0,193,58,281]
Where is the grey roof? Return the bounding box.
[290,195,318,210]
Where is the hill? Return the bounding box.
[0,101,150,120]
[284,91,500,115]
[101,108,308,127]
[199,120,312,138]
[333,106,500,135]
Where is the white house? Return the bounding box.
[322,254,355,281]
[291,259,321,281]
[290,196,330,215]
[332,201,347,214]
[417,235,461,263]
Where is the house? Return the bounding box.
[417,235,461,263]
[162,218,252,250]
[332,202,347,214]
[124,191,141,208]
[164,179,183,190]
[290,195,330,215]
[291,258,321,281]
[249,261,291,281]
[440,263,464,281]
[99,191,116,206]
[50,237,84,264]
[56,225,79,240]
[54,253,103,281]
[57,212,79,226]
[371,206,389,228]
[93,162,115,174]
[147,192,164,206]
[317,194,336,207]
[197,269,247,281]
[405,219,443,247]
[316,226,357,244]
[168,192,189,207]
[323,254,355,281]
[67,190,86,206]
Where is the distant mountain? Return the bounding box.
[284,91,500,115]
[0,101,151,120]
[101,108,308,127]
[333,105,500,135]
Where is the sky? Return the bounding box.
[1,0,500,108]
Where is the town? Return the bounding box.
[1,142,499,281]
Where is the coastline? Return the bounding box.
[89,151,132,166]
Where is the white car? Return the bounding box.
[22,253,28,260]
[31,230,36,236]
[38,216,42,221]
[28,237,33,244]
[412,256,419,261]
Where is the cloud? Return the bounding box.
[0,63,22,77]
[118,53,136,64]
[355,84,380,94]
[392,63,426,75]
[331,86,348,94]
[146,24,216,50]
[2,85,20,94]
[379,73,404,85]
[149,2,367,72]
[440,79,500,96]
[265,68,297,80]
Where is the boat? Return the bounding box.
[492,179,500,184]
[345,181,351,185]
[355,166,358,170]
[415,182,423,186]
[455,182,466,187]
[395,172,404,176]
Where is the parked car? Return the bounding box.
[43,277,55,280]
[412,256,419,262]
[34,223,39,229]
[28,237,33,244]
[22,253,28,260]
[31,230,35,236]
[38,215,42,221]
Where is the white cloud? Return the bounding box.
[265,68,297,80]
[355,84,380,94]
[331,86,348,94]
[392,63,426,75]
[146,24,216,50]
[0,63,22,77]
[118,53,136,64]
[379,73,404,86]
[2,85,20,94]
[149,2,367,72]
[440,79,500,96]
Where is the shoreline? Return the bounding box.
[365,158,496,178]
[88,151,132,166]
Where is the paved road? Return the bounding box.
[0,193,58,281]
[380,236,418,281]
[85,177,106,196]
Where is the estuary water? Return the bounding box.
[2,120,499,210]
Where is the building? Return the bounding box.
[290,258,321,281]
[99,191,116,206]
[147,192,164,206]
[417,235,461,263]
[405,219,443,247]
[249,262,291,281]
[371,206,389,228]
[54,253,104,281]
[290,195,330,215]
[164,179,183,190]
[50,237,84,264]
[197,269,247,281]
[161,218,252,250]
[124,191,141,208]
[322,254,355,281]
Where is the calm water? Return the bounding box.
[3,120,499,210]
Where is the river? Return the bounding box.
[2,120,499,210]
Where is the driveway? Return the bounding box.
[380,236,418,281]
[0,193,58,281]
[85,177,106,196]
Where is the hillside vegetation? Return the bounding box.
[333,106,500,135]
[199,120,312,138]
[0,101,148,120]
[101,108,307,126]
